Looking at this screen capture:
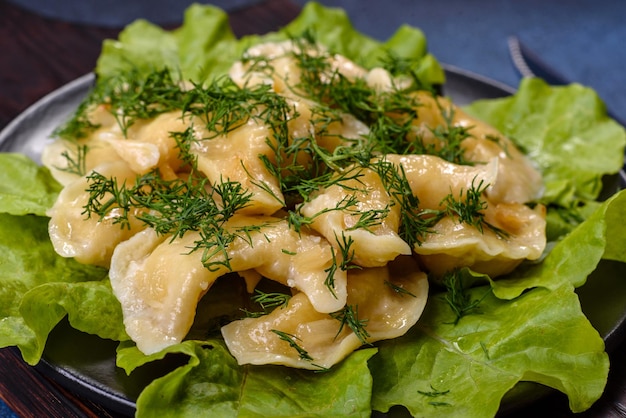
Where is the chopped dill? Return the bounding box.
[441,178,509,238]
[57,143,89,176]
[82,169,254,271]
[242,290,292,318]
[442,269,492,325]
[418,384,451,407]
[418,385,450,397]
[385,281,417,298]
[271,329,314,362]
[330,304,370,345]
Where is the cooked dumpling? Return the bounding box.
[379,154,546,277]
[191,118,285,216]
[299,166,411,267]
[229,40,306,95]
[43,107,189,185]
[42,138,121,186]
[43,103,127,185]
[104,111,188,178]
[110,228,209,354]
[286,96,370,157]
[229,40,368,98]
[382,154,499,211]
[414,202,547,277]
[110,215,347,354]
[224,216,348,314]
[221,256,428,369]
[410,92,543,203]
[47,160,145,267]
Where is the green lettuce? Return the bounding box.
[96,2,445,86]
[370,281,609,416]
[0,3,625,418]
[0,154,126,365]
[116,340,376,418]
[0,153,62,216]
[0,211,125,365]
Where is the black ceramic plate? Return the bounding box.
[1,66,625,417]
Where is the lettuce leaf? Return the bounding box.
[116,340,376,417]
[0,155,126,364]
[96,2,444,86]
[370,281,608,417]
[367,193,626,416]
[0,153,62,216]
[0,211,125,364]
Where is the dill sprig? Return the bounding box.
[170,127,199,170]
[82,169,255,271]
[271,329,314,362]
[286,32,468,164]
[252,290,291,311]
[441,178,509,238]
[57,144,89,176]
[385,280,417,298]
[330,304,370,345]
[53,97,101,141]
[418,385,450,398]
[345,206,390,232]
[442,269,492,325]
[373,159,442,247]
[323,246,340,298]
[183,77,293,141]
[333,231,360,271]
[242,290,292,318]
[417,385,452,407]
[93,69,186,137]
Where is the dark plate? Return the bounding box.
[1,66,625,417]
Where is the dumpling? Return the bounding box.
[414,202,547,277]
[47,160,145,267]
[104,111,188,178]
[229,40,307,95]
[42,108,189,185]
[42,138,121,187]
[191,117,285,216]
[455,108,543,204]
[221,255,428,370]
[110,228,210,355]
[299,165,411,267]
[410,92,543,203]
[110,215,348,354]
[382,154,499,211]
[224,216,348,314]
[381,153,546,277]
[42,102,127,185]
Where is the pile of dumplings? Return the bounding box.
[42,40,546,370]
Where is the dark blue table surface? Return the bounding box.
[2,1,625,417]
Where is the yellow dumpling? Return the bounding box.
[415,202,547,277]
[47,160,145,267]
[110,215,348,355]
[191,117,285,216]
[299,165,411,267]
[221,256,428,370]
